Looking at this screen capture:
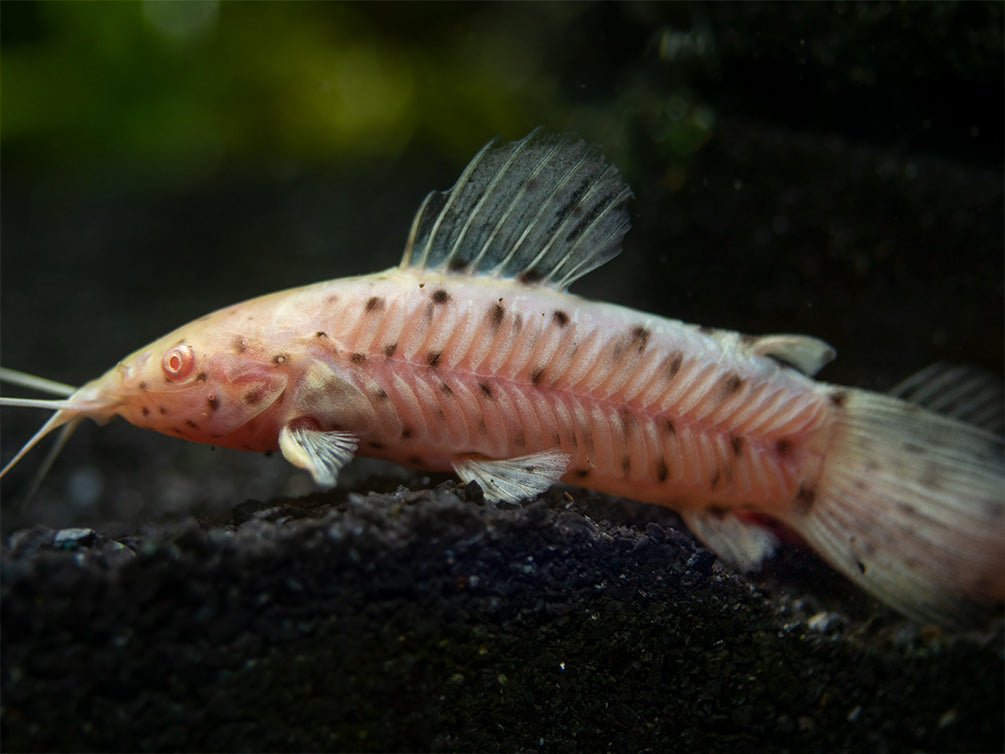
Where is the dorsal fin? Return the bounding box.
[401,131,633,290]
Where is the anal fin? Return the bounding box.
[681,509,780,572]
[453,448,570,503]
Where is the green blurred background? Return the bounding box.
[2,2,1002,524]
[4,2,1001,176]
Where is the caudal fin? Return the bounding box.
[782,389,1004,626]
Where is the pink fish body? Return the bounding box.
[2,132,1002,625]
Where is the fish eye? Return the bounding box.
[162,345,195,382]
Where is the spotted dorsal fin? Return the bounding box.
[401,131,633,290]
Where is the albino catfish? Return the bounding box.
[2,132,1003,625]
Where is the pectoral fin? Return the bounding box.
[278,423,358,487]
[453,448,570,503]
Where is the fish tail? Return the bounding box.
[782,388,1004,625]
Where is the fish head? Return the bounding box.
[1,304,297,483]
[88,323,290,449]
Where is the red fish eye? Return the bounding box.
[162,345,195,381]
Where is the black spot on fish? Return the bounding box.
[707,505,729,517]
[621,455,631,476]
[574,468,590,479]
[830,390,848,408]
[185,419,198,429]
[316,331,327,339]
[350,352,367,363]
[374,388,388,401]
[273,354,289,365]
[656,458,668,482]
[487,303,505,330]
[531,367,545,385]
[518,268,543,285]
[710,468,721,488]
[383,343,397,357]
[856,560,866,575]
[244,389,263,405]
[793,484,815,512]
[611,339,626,363]
[479,382,493,399]
[431,289,450,304]
[730,435,744,457]
[552,310,570,327]
[666,352,683,381]
[427,350,442,367]
[440,381,453,395]
[207,396,220,412]
[663,419,676,436]
[159,406,167,415]
[477,418,488,435]
[365,296,384,312]
[896,501,917,518]
[369,441,386,450]
[195,372,208,383]
[448,258,469,273]
[401,425,414,439]
[630,326,650,352]
[715,372,744,401]
[699,325,716,336]
[776,438,792,458]
[142,406,150,417]
[139,381,148,391]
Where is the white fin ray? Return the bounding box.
[681,510,780,572]
[278,424,358,488]
[453,448,570,503]
[751,335,836,376]
[889,362,1004,435]
[401,131,632,290]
